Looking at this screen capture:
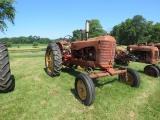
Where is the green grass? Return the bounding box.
[8,44,48,53]
[0,52,160,120]
[11,44,48,47]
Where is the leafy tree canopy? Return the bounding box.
[89,19,105,38]
[72,19,106,41]
[110,15,160,45]
[33,42,38,48]
[72,29,81,41]
[0,0,16,32]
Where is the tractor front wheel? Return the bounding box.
[153,65,160,77]
[144,65,159,77]
[75,74,95,106]
[45,43,62,77]
[118,68,140,87]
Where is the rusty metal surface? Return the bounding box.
[71,35,116,69]
[56,35,128,79]
[115,44,159,65]
[127,45,159,64]
[89,68,127,79]
[153,43,160,56]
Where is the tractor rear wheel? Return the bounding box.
[118,68,140,87]
[144,65,159,77]
[45,43,62,77]
[75,74,95,106]
[0,43,14,93]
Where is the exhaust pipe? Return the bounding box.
[80,29,83,41]
[85,20,90,40]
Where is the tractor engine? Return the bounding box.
[57,36,116,70]
[69,36,116,69]
[72,47,96,61]
[130,51,146,61]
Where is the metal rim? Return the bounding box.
[46,49,54,72]
[121,72,134,86]
[125,72,134,86]
[77,80,87,100]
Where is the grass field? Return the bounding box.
[8,44,48,53]
[0,46,160,120]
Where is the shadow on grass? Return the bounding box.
[0,75,15,93]
[61,67,82,77]
[43,67,80,78]
[92,78,117,88]
[137,70,145,74]
[44,66,118,101]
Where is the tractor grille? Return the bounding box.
[154,51,159,59]
[99,40,116,63]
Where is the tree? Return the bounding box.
[151,22,160,42]
[89,19,105,38]
[72,19,105,40]
[6,41,12,47]
[0,0,16,32]
[72,29,81,41]
[33,42,38,48]
[111,15,150,45]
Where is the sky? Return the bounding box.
[0,0,160,39]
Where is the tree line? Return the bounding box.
[110,15,160,45]
[0,35,52,44]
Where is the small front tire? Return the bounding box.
[144,65,159,78]
[152,64,160,77]
[118,68,140,87]
[75,74,95,106]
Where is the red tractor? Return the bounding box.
[115,43,160,78]
[45,20,141,106]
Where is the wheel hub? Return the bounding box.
[77,80,87,100]
[46,49,54,72]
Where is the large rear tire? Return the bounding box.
[45,43,62,77]
[144,65,159,78]
[75,74,95,106]
[0,43,14,93]
[118,68,140,87]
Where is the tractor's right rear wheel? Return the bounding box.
[75,74,95,106]
[0,43,14,93]
[144,65,159,78]
[45,43,62,77]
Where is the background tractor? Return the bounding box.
[115,43,160,78]
[45,20,141,106]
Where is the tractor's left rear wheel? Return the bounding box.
[118,68,140,87]
[75,74,95,106]
[45,43,62,77]
[0,43,14,93]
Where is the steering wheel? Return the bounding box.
[63,35,72,42]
